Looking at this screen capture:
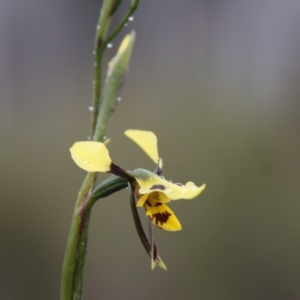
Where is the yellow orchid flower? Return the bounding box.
[70,129,206,269]
[70,130,206,232]
[132,168,205,231]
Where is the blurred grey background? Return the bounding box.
[1,0,300,299]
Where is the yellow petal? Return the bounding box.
[136,191,169,207]
[132,168,206,201]
[70,141,112,172]
[124,130,160,164]
[136,193,148,207]
[144,197,182,231]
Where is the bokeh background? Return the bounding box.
[1,1,300,299]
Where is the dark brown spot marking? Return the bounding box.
[154,202,162,207]
[150,184,165,190]
[145,200,152,207]
[152,211,172,226]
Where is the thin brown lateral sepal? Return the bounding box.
[128,183,167,270]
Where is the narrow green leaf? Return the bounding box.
[90,175,128,201]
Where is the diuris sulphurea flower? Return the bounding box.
[70,130,205,269]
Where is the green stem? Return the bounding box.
[72,177,128,300]
[61,1,139,299]
[90,0,139,139]
[61,173,95,300]
[105,0,139,46]
[61,175,128,300]
[70,193,94,300]
[61,1,115,299]
[90,0,116,138]
[69,213,90,300]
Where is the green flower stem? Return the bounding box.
[61,173,95,300]
[105,0,139,46]
[61,1,138,299]
[90,0,115,138]
[61,176,128,300]
[72,176,128,300]
[71,213,90,300]
[91,0,139,138]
